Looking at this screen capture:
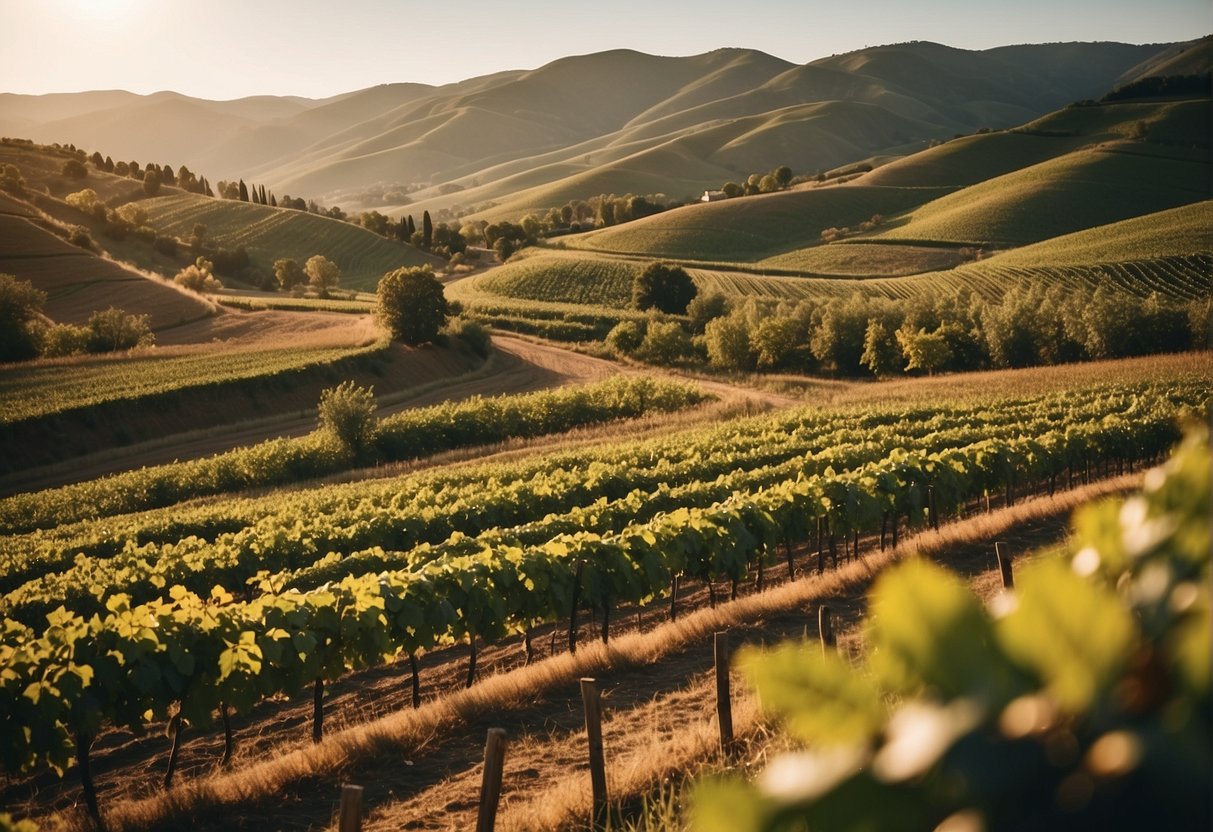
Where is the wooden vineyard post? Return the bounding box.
[580,678,608,828]
[163,714,184,789]
[818,605,835,654]
[569,559,585,654]
[74,728,106,832]
[338,783,363,832]
[714,631,735,759]
[928,485,939,531]
[476,729,508,832]
[313,677,324,743]
[995,542,1015,589]
[668,574,679,622]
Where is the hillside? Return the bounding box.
[0,40,1187,218]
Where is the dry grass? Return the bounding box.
[89,474,1139,832]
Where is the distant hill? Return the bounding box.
[1,39,1200,219]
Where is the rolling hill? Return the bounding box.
[0,39,1192,219]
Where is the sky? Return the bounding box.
[2,0,1209,100]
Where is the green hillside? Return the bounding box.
[141,194,440,291]
[567,184,951,261]
[866,144,1208,246]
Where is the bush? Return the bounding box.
[705,314,754,370]
[633,262,697,314]
[376,266,450,345]
[636,319,694,364]
[0,274,47,362]
[317,381,378,458]
[444,316,492,358]
[174,258,222,293]
[68,226,92,249]
[60,159,88,180]
[40,323,90,357]
[0,163,25,194]
[605,320,646,355]
[687,291,729,334]
[64,188,99,213]
[85,307,154,352]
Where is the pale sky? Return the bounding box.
[2,0,1209,100]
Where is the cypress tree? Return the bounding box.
[270,193,277,207]
[238,180,249,201]
[422,210,433,249]
[259,184,267,204]
[407,215,416,236]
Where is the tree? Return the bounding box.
[422,210,433,249]
[0,163,25,193]
[375,266,450,345]
[773,165,793,189]
[273,258,306,292]
[0,273,47,361]
[317,381,378,458]
[633,262,697,314]
[687,291,729,334]
[605,320,646,355]
[721,181,743,199]
[636,320,694,364]
[142,168,162,196]
[751,316,802,369]
[85,307,154,352]
[897,326,952,376]
[305,254,341,297]
[705,314,754,371]
[860,319,902,377]
[238,180,249,201]
[61,159,88,180]
[65,188,100,214]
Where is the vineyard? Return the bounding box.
[1,367,1206,829]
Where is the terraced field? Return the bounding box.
[141,194,439,291]
[475,251,641,307]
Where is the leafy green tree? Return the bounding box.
[376,266,450,345]
[705,314,754,371]
[0,163,25,193]
[142,168,162,196]
[0,274,47,362]
[687,291,729,334]
[897,326,953,375]
[721,181,743,198]
[273,258,306,292]
[85,307,154,352]
[810,294,871,375]
[305,254,341,297]
[860,319,902,377]
[752,316,801,369]
[773,165,793,188]
[317,381,378,458]
[633,262,697,314]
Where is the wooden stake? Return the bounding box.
[668,574,679,622]
[818,605,835,653]
[476,729,508,832]
[928,485,939,530]
[601,598,611,645]
[466,634,478,689]
[995,542,1015,589]
[714,632,734,758]
[580,678,608,828]
[312,678,324,744]
[74,728,106,832]
[784,535,795,580]
[338,783,363,832]
[523,627,534,665]
[569,559,585,655]
[163,714,184,789]
[409,654,421,709]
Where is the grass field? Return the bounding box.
[756,241,969,275]
[141,194,439,290]
[475,252,641,307]
[867,144,1210,246]
[567,184,952,261]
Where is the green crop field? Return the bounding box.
[475,252,641,307]
[141,194,439,291]
[0,343,379,426]
[756,241,969,275]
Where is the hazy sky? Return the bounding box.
[3,0,1209,99]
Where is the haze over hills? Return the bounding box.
[1,38,1204,218]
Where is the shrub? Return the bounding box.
[68,226,92,249]
[317,381,378,458]
[85,307,154,352]
[633,262,697,314]
[0,163,25,193]
[64,188,99,213]
[687,291,729,334]
[0,274,47,362]
[174,258,222,293]
[605,320,646,355]
[636,319,694,364]
[704,314,754,371]
[40,323,90,357]
[60,159,88,180]
[444,316,492,358]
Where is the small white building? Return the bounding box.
[700,190,726,203]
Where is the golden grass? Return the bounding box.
[93,474,1140,832]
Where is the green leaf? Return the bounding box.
[998,557,1136,713]
[741,643,884,746]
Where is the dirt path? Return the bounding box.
[2,477,1137,831]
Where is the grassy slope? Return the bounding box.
[866,144,1209,246]
[141,194,440,291]
[566,184,951,261]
